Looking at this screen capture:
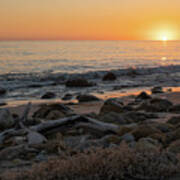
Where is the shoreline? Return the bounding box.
[2,86,180,120]
[1,64,180,103]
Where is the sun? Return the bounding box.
[147,24,178,41]
[162,36,167,41]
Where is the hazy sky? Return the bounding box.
[0,0,180,40]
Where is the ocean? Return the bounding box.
[0,40,180,74]
[1,40,180,102]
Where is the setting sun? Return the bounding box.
[162,36,167,41]
[146,23,179,41]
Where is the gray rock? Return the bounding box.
[27,131,47,145]
[65,78,95,87]
[102,72,116,81]
[77,94,100,103]
[151,86,164,94]
[135,91,151,102]
[100,98,124,114]
[62,93,73,100]
[121,133,135,143]
[41,92,56,99]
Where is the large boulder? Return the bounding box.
[100,98,124,114]
[102,72,117,81]
[77,94,100,103]
[137,98,173,112]
[0,109,15,130]
[65,78,95,87]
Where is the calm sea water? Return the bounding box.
[0,40,180,75]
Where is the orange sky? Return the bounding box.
[0,0,180,40]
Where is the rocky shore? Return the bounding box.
[0,87,180,179]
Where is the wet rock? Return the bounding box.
[77,94,100,103]
[0,101,7,106]
[62,93,73,101]
[102,72,117,81]
[100,98,124,114]
[132,124,161,141]
[167,116,180,125]
[151,86,164,94]
[0,109,15,130]
[137,98,173,112]
[41,92,56,99]
[169,104,180,113]
[65,78,95,87]
[0,88,6,96]
[127,68,139,77]
[33,103,73,120]
[135,91,151,101]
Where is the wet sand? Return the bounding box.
[2,87,180,122]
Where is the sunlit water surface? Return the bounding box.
[0,40,180,75]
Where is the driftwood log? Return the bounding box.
[0,103,120,145]
[30,115,119,136]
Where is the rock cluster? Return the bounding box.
[0,90,180,177]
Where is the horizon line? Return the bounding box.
[0,39,179,42]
